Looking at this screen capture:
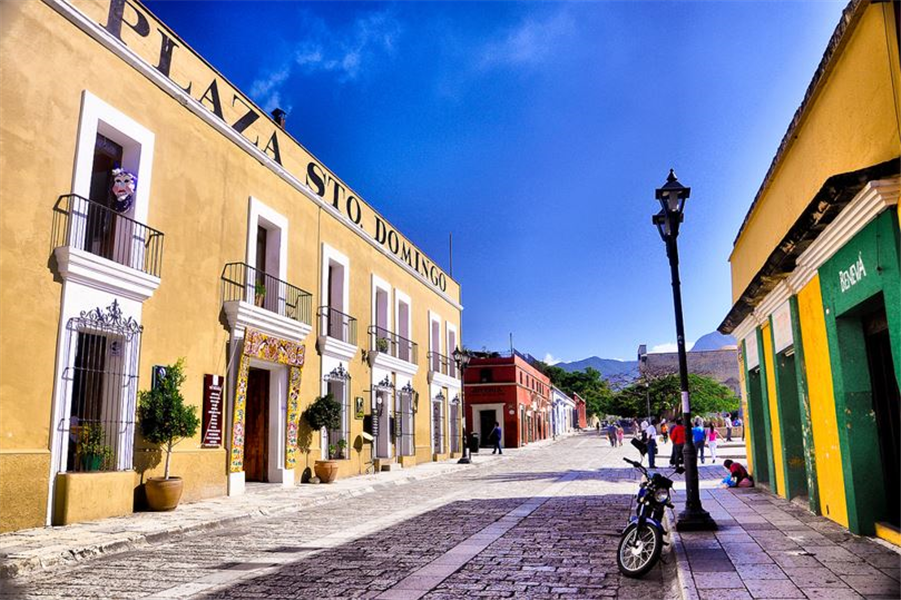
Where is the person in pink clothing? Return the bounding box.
[707,423,719,462]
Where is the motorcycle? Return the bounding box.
[617,440,684,578]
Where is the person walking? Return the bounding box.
[644,419,658,468]
[726,418,732,442]
[660,421,669,444]
[606,421,617,447]
[489,421,503,454]
[616,424,624,447]
[669,418,685,466]
[707,423,718,462]
[692,418,707,464]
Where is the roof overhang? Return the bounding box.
[719,158,900,334]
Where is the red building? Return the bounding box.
[464,351,552,449]
[573,393,588,430]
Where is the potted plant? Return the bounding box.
[376,336,389,353]
[303,394,343,483]
[77,423,112,472]
[137,358,200,511]
[254,282,266,307]
[335,438,347,460]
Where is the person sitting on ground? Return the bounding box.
[721,459,754,488]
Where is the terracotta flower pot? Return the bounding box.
[314,460,339,483]
[145,476,184,511]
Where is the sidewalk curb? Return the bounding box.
[0,454,506,580]
[666,507,699,600]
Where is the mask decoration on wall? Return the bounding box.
[110,168,137,213]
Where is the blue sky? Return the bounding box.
[147,0,846,363]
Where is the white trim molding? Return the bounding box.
[246,196,289,282]
[223,300,312,343]
[55,247,161,302]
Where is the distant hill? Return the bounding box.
[690,331,737,352]
[553,357,639,383]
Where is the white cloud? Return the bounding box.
[476,8,574,71]
[249,9,402,111]
[543,353,562,365]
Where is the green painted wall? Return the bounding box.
[819,209,900,535]
[744,331,776,486]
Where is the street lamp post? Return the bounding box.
[453,346,472,464]
[653,169,717,531]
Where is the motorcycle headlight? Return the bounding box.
[654,487,671,503]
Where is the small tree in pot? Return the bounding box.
[137,358,200,510]
[303,394,343,483]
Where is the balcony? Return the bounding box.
[427,351,460,388]
[368,325,419,375]
[221,262,313,342]
[51,194,165,300]
[317,306,357,346]
[317,306,358,361]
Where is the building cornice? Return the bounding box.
[725,176,899,337]
[720,163,899,334]
[317,336,358,363]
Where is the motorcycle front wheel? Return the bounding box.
[616,522,663,578]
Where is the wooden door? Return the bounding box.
[244,368,270,482]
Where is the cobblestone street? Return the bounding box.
[0,434,677,600]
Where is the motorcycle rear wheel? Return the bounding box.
[616,522,663,578]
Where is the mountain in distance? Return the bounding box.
[550,331,736,386]
[553,357,639,381]
[690,331,737,352]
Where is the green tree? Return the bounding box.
[612,373,739,419]
[534,363,614,419]
[137,359,200,480]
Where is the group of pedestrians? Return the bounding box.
[667,417,720,466]
[600,421,625,446]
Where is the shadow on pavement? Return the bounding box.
[192,495,670,600]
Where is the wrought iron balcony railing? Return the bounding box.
[317,306,358,346]
[221,262,312,325]
[369,325,418,364]
[427,351,457,377]
[52,194,165,277]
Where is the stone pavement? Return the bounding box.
[0,449,511,579]
[669,441,901,600]
[0,433,675,600]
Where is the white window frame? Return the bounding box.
[428,310,442,373]
[446,322,458,378]
[246,196,288,282]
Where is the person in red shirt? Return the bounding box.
[723,459,753,487]
[669,418,685,467]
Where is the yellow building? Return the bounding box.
[720,0,900,541]
[0,0,463,532]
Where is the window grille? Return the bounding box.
[325,369,350,460]
[397,390,416,456]
[449,399,460,453]
[57,301,143,474]
[432,396,445,454]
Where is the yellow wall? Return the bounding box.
[0,1,462,529]
[796,276,848,527]
[54,471,134,525]
[761,322,787,497]
[730,3,901,302]
[0,452,50,532]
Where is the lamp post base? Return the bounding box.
[457,455,471,464]
[675,506,718,531]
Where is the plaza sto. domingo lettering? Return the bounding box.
[81,0,448,293]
